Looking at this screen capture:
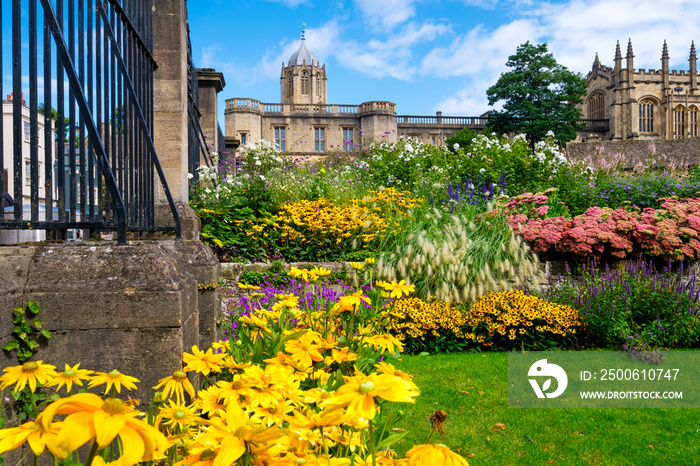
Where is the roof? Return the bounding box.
[288,38,320,67]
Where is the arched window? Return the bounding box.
[587,92,605,120]
[639,100,654,133]
[674,105,686,139]
[316,74,321,97]
[287,72,294,97]
[690,105,699,138]
[301,71,309,95]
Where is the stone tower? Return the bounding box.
[280,29,327,105]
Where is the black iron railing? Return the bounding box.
[186,27,215,186]
[1,0,180,244]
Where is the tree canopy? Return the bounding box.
[486,41,587,147]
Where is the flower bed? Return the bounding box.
[500,190,700,262]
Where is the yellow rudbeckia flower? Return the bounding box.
[183,345,225,376]
[37,393,168,466]
[46,363,93,394]
[153,369,196,403]
[0,420,65,458]
[322,373,419,420]
[87,369,139,394]
[405,443,470,465]
[0,361,57,393]
[379,280,415,299]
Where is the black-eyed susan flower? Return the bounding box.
[285,331,324,368]
[350,262,365,271]
[0,420,65,458]
[322,372,419,420]
[0,361,57,393]
[183,345,225,376]
[37,393,168,466]
[405,443,469,465]
[87,369,139,394]
[156,399,199,431]
[46,363,93,394]
[379,280,416,299]
[153,369,196,403]
[364,333,404,355]
[237,283,261,291]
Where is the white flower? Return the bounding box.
[187,173,194,179]
[479,168,486,174]
[453,143,460,150]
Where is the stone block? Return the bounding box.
[23,243,195,330]
[35,328,143,381]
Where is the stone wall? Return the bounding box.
[566,137,700,169]
[0,240,220,403]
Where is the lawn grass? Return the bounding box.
[391,352,700,465]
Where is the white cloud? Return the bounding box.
[424,0,698,115]
[421,20,542,78]
[338,21,451,79]
[354,0,417,30]
[256,21,343,80]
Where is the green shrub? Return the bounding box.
[540,258,700,349]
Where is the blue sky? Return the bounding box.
[189,0,699,125]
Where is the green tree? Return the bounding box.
[445,127,478,153]
[486,41,587,147]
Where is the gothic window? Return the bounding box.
[674,105,686,139]
[639,100,654,133]
[690,106,699,138]
[287,73,294,97]
[587,92,605,120]
[316,74,321,97]
[301,71,309,95]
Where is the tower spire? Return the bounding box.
[301,22,306,40]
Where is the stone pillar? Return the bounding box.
[196,68,226,155]
[152,0,199,240]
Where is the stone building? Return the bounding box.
[225,32,486,153]
[579,40,699,142]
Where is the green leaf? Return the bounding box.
[375,431,409,449]
[33,319,42,329]
[27,301,40,315]
[27,340,40,350]
[40,329,52,339]
[13,307,25,316]
[418,352,430,357]
[2,341,19,351]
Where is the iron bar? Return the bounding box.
[1,0,180,242]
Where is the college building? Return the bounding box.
[580,40,699,142]
[224,32,487,153]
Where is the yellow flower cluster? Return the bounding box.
[385,298,472,343]
[0,266,469,466]
[467,290,582,348]
[244,188,422,249]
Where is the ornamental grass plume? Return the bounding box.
[376,203,542,303]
